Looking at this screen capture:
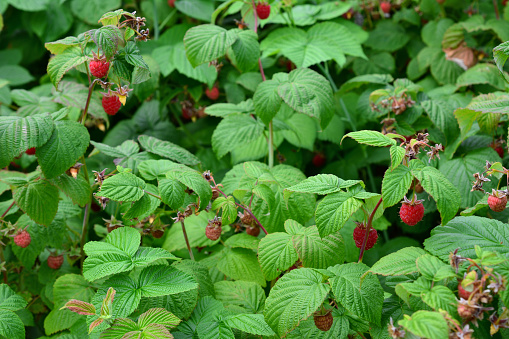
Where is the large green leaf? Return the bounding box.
[398,311,448,338]
[292,224,345,269]
[36,120,90,179]
[13,180,59,226]
[365,21,410,52]
[424,216,509,260]
[215,247,266,287]
[0,309,24,339]
[0,113,54,168]
[47,46,88,89]
[315,191,363,237]
[138,135,200,166]
[172,260,215,298]
[49,173,91,207]
[227,29,259,73]
[184,24,238,67]
[258,232,298,281]
[97,172,147,202]
[0,285,27,311]
[409,160,460,225]
[369,247,426,276]
[223,314,275,336]
[381,165,413,208]
[166,165,212,209]
[214,281,265,314]
[260,22,365,68]
[264,268,330,337]
[328,263,384,325]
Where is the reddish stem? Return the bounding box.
[0,201,15,219]
[358,197,383,263]
[181,220,195,260]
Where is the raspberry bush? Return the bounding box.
[1,1,509,338]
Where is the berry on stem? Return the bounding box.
[314,312,333,331]
[89,52,110,78]
[487,190,507,212]
[151,229,165,238]
[25,147,36,155]
[14,229,31,248]
[312,153,326,167]
[205,226,222,240]
[246,225,260,237]
[399,195,424,226]
[205,86,219,100]
[48,254,64,270]
[102,94,122,116]
[353,223,378,250]
[256,2,271,19]
[380,1,391,13]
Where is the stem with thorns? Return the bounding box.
[358,197,383,263]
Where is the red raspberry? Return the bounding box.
[25,147,36,155]
[89,60,110,78]
[353,224,378,250]
[205,226,222,241]
[168,0,176,7]
[102,94,122,116]
[488,192,507,212]
[314,313,333,331]
[399,196,424,226]
[312,153,326,167]
[14,230,31,248]
[246,225,260,237]
[256,2,271,19]
[205,87,219,100]
[47,255,64,270]
[151,229,165,238]
[380,1,391,13]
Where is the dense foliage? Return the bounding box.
[1,0,509,338]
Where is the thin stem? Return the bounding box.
[1,201,15,219]
[317,63,338,92]
[79,81,97,124]
[80,204,90,269]
[258,59,266,81]
[268,121,274,168]
[158,10,176,31]
[358,197,383,263]
[145,190,163,200]
[340,98,357,131]
[181,220,195,260]
[493,0,500,19]
[152,0,160,40]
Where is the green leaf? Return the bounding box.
[49,173,91,207]
[292,225,345,269]
[97,172,146,202]
[285,174,361,197]
[493,41,509,80]
[315,191,363,237]
[7,0,49,11]
[45,36,80,55]
[211,114,265,159]
[47,47,88,89]
[398,311,448,338]
[390,145,406,170]
[421,99,459,144]
[0,284,27,311]
[69,0,121,25]
[365,21,410,52]
[211,196,237,225]
[205,100,255,117]
[13,180,59,226]
[369,247,426,276]
[166,165,212,209]
[172,260,215,298]
[137,265,198,297]
[328,263,384,325]
[0,309,24,339]
[416,254,455,282]
[258,232,298,281]
[342,130,396,147]
[421,285,458,317]
[223,314,275,336]
[36,120,90,179]
[286,307,350,338]
[123,191,160,221]
[0,65,34,86]
[264,268,331,337]
[424,216,509,261]
[456,63,506,90]
[227,29,259,73]
[138,135,200,166]
[409,160,460,225]
[260,22,365,68]
[175,0,215,22]
[214,281,265,314]
[215,247,266,287]
[158,178,185,210]
[184,24,238,67]
[92,25,123,59]
[224,233,260,250]
[381,165,413,208]
[0,113,54,168]
[138,307,181,329]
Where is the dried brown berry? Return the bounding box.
[246,225,260,237]
[151,229,165,238]
[205,226,222,241]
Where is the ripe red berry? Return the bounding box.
[256,2,271,19]
[205,87,219,100]
[312,153,326,167]
[89,60,110,78]
[102,95,122,116]
[14,230,31,248]
[458,283,473,300]
[168,0,176,7]
[151,229,165,238]
[399,197,424,226]
[246,225,260,237]
[488,193,507,212]
[314,313,333,332]
[495,147,504,158]
[353,225,378,250]
[25,147,36,155]
[205,226,222,241]
[47,255,64,270]
[380,1,391,13]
